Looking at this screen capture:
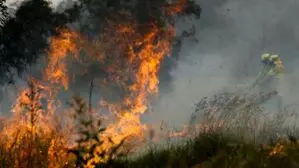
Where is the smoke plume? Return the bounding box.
[147,0,299,128]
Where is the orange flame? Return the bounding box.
[40,18,174,165]
[92,22,173,164]
[44,29,81,90]
[269,143,284,156]
[1,1,188,166]
[0,77,75,167]
[165,0,188,15]
[169,121,225,138]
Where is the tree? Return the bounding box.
[0,0,81,84]
[72,0,202,93]
[0,0,8,26]
[0,0,201,86]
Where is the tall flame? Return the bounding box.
[0,0,191,166]
[44,29,81,90]
[41,18,174,165]
[92,22,173,164]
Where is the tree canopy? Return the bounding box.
[0,0,201,85]
[0,0,81,84]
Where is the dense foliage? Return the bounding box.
[0,0,201,85]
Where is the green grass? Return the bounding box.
[103,132,299,168]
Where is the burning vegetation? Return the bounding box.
[43,4,177,166]
[0,0,203,167]
[1,0,299,167]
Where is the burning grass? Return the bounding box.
[0,79,76,167]
[105,90,299,168]
[109,131,299,168]
[0,2,178,166]
[0,0,298,167]
[0,80,299,167]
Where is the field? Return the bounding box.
[0,0,297,167]
[0,87,298,168]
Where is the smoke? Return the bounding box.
[146,0,299,128]
[0,0,200,114]
[2,0,299,132]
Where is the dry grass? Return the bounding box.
[106,90,299,168]
[0,83,298,167]
[188,90,299,144]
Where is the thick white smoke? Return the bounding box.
[146,0,299,128]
